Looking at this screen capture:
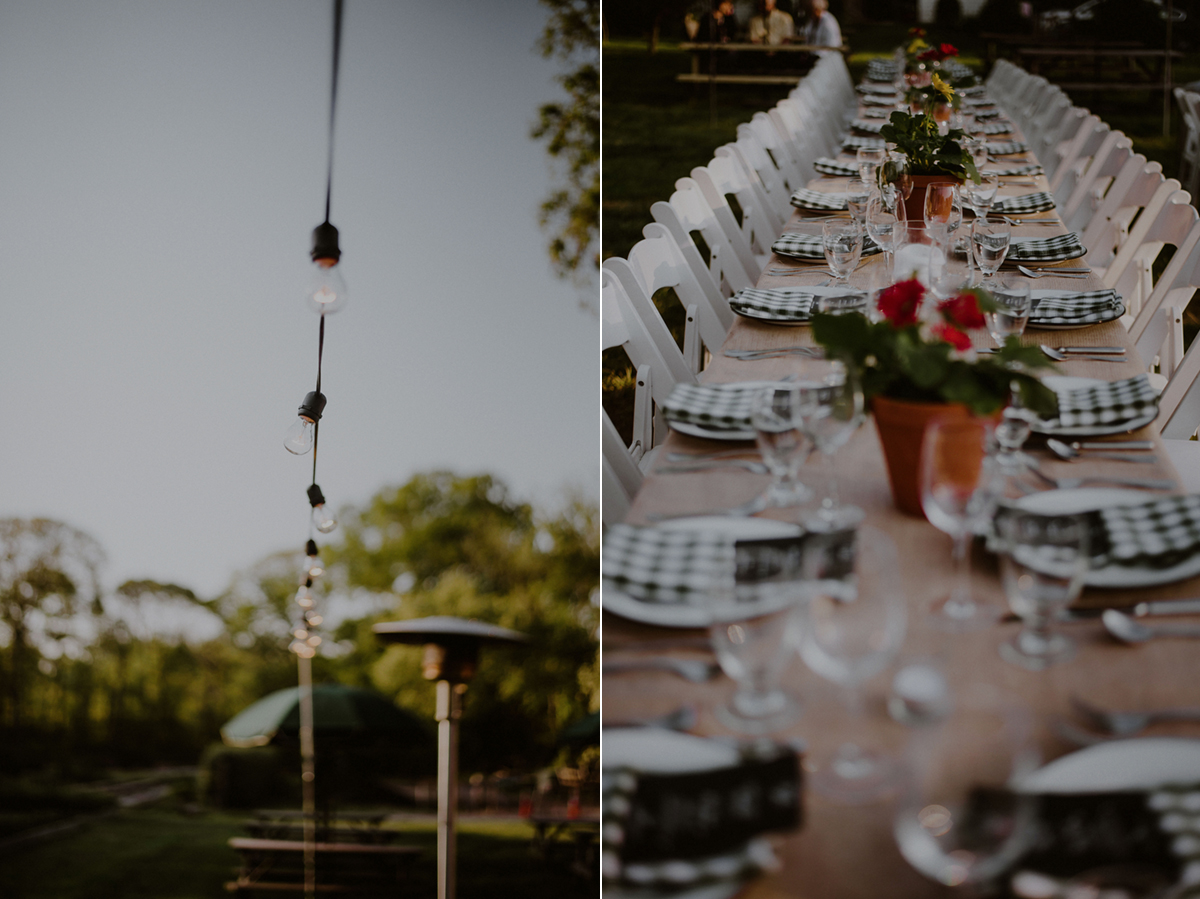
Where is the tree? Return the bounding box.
[532,0,600,299]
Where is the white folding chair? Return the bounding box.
[1060,132,1133,232]
[651,175,758,299]
[1175,88,1200,204]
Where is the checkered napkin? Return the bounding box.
[976,121,1013,135]
[852,118,885,134]
[662,382,764,433]
[959,85,986,97]
[866,60,898,82]
[1008,232,1086,263]
[974,108,1002,119]
[987,140,1029,156]
[994,191,1056,214]
[857,83,898,95]
[602,524,734,604]
[988,163,1045,176]
[790,188,848,211]
[1035,374,1160,431]
[1084,496,1200,570]
[862,94,897,107]
[1028,289,1125,326]
[771,231,882,260]
[966,97,997,108]
[729,287,866,322]
[861,108,889,119]
[842,136,887,152]
[814,157,859,176]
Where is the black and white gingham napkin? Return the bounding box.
[865,59,898,81]
[1034,374,1159,431]
[729,287,867,323]
[987,140,1029,156]
[857,83,898,95]
[602,524,733,604]
[861,108,889,119]
[862,94,898,107]
[1087,495,1200,570]
[790,188,849,211]
[959,85,987,97]
[662,382,764,433]
[975,121,1013,135]
[988,163,1045,176]
[1028,289,1125,326]
[974,108,1002,119]
[965,97,997,108]
[852,119,885,134]
[813,157,859,176]
[994,191,1056,214]
[771,231,882,260]
[842,136,886,152]
[1007,232,1086,263]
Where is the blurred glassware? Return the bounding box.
[823,219,864,285]
[986,279,1031,345]
[963,172,999,221]
[846,178,873,226]
[793,355,866,531]
[971,217,1011,284]
[751,384,814,508]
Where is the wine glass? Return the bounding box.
[866,194,901,285]
[751,385,813,508]
[792,355,865,531]
[823,219,864,285]
[963,172,999,221]
[857,146,886,184]
[985,279,1031,346]
[924,183,959,247]
[964,137,988,173]
[799,525,908,803]
[708,563,805,734]
[997,511,1089,671]
[921,417,1001,630]
[882,151,912,206]
[971,217,1011,284]
[930,236,973,301]
[894,683,1041,888]
[846,178,872,226]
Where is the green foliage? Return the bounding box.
[534,0,600,289]
[879,110,979,179]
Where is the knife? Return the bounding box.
[1049,598,1200,622]
[1055,347,1125,354]
[1072,440,1156,450]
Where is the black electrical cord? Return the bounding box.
[324,0,343,226]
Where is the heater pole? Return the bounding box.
[435,679,462,899]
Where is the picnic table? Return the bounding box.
[1014,46,1184,92]
[225,836,420,895]
[527,812,600,880]
[678,42,843,86]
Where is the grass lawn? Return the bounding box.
[0,807,592,899]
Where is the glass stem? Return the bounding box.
[945,532,975,618]
[821,450,839,512]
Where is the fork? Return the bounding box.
[1016,265,1088,279]
[1038,345,1127,363]
[1069,695,1200,737]
[1026,464,1175,491]
[657,459,769,475]
[764,267,837,277]
[725,348,822,360]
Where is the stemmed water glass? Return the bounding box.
[708,562,806,734]
[792,355,865,531]
[894,683,1041,888]
[923,183,960,248]
[857,146,886,184]
[823,219,864,285]
[998,511,1089,671]
[963,172,999,221]
[920,417,1001,630]
[845,178,872,226]
[866,194,901,285]
[985,279,1031,346]
[971,217,1011,284]
[751,384,813,508]
[964,136,989,174]
[881,152,912,209]
[799,525,908,803]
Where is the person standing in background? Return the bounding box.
[802,0,842,48]
[748,0,794,45]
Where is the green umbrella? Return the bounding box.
[221,683,429,748]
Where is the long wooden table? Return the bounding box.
[604,79,1200,897]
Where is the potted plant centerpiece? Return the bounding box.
[811,279,1057,516]
[879,95,979,222]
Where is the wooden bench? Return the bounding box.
[676,42,844,87]
[225,837,421,896]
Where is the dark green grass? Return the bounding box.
[0,808,591,899]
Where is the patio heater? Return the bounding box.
[373,616,528,899]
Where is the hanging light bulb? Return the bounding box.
[308,483,337,534]
[305,611,323,627]
[304,539,324,578]
[296,583,314,609]
[294,627,309,641]
[306,635,323,648]
[284,391,327,455]
[307,222,348,314]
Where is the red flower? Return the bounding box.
[932,323,972,351]
[917,48,938,62]
[939,43,959,59]
[877,278,924,328]
[938,293,985,330]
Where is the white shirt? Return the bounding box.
[803,12,842,48]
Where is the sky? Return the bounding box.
[0,0,597,603]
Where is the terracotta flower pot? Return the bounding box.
[902,174,962,226]
[871,395,975,518]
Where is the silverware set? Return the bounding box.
[1014,265,1089,279]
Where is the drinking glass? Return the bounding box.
[793,356,865,531]
[930,237,973,301]
[963,172,999,221]
[866,194,901,285]
[997,511,1089,670]
[971,217,1011,283]
[964,136,988,173]
[708,564,806,734]
[845,178,872,226]
[894,683,1040,888]
[823,219,863,285]
[921,417,1001,629]
[799,525,908,803]
[985,279,1031,346]
[751,385,813,508]
[923,183,959,245]
[882,151,912,205]
[857,146,886,184]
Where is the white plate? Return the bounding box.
[603,727,741,773]
[1014,737,1200,794]
[1014,488,1200,588]
[602,517,803,628]
[1030,376,1159,437]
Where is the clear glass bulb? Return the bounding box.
[305,555,324,578]
[305,612,323,627]
[284,416,315,455]
[306,260,348,315]
[295,585,314,608]
[306,635,322,647]
[312,504,337,533]
[294,628,309,640]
